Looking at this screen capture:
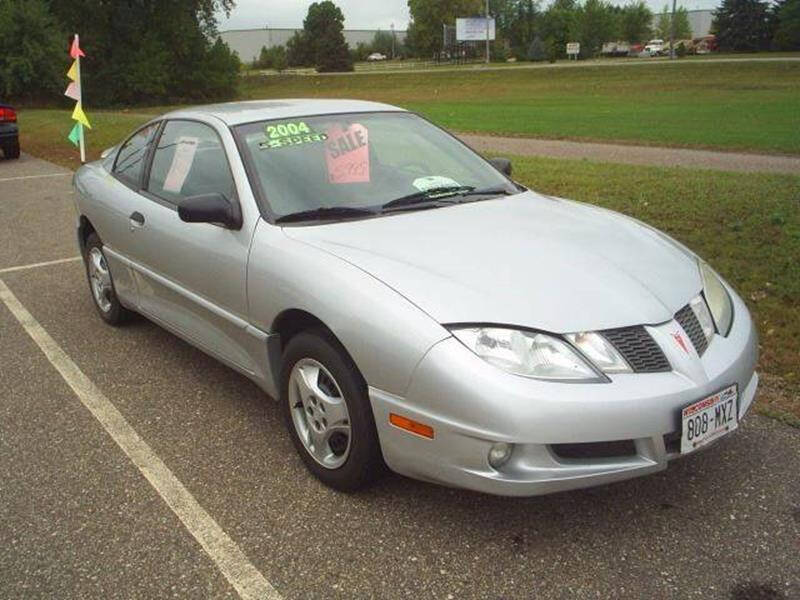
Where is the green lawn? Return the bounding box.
[237,61,800,154]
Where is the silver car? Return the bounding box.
[73,100,758,496]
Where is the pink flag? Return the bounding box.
[70,35,85,59]
[64,81,80,101]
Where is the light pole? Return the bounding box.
[670,0,677,59]
[485,0,490,64]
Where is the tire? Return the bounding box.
[83,232,132,325]
[4,139,20,159]
[280,330,385,491]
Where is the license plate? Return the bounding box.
[680,384,738,454]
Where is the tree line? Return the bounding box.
[0,0,240,105]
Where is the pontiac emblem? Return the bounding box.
[672,331,690,354]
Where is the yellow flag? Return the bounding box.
[67,60,78,81]
[72,102,91,129]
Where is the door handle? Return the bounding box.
[129,211,145,228]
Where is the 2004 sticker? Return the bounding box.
[259,121,328,150]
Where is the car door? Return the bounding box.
[119,118,261,374]
[92,120,163,309]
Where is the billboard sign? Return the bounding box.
[456,18,496,41]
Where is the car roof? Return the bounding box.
[163,99,404,126]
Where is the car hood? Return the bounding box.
[283,191,702,333]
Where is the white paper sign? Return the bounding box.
[163,136,199,194]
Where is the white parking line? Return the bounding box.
[0,172,72,183]
[0,278,281,600]
[0,256,82,274]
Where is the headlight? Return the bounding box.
[449,327,603,381]
[564,332,632,373]
[699,261,733,336]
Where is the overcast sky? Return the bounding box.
[218,0,721,32]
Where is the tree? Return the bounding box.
[655,6,671,39]
[620,1,653,43]
[302,1,353,72]
[407,0,483,56]
[371,30,395,57]
[501,0,541,59]
[673,7,692,39]
[712,0,772,51]
[772,0,800,49]
[44,0,239,105]
[527,35,547,59]
[0,0,65,100]
[572,0,619,57]
[541,0,578,57]
[286,31,313,67]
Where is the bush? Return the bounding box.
[675,41,688,56]
[0,0,65,101]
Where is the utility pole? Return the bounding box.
[485,0,490,64]
[669,0,677,59]
[391,22,396,59]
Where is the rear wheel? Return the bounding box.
[280,330,384,491]
[3,139,20,159]
[84,233,132,325]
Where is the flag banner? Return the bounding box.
[67,122,81,146]
[64,81,80,101]
[72,102,91,128]
[67,61,78,81]
[70,37,85,59]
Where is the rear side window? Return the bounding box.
[113,123,159,187]
[147,120,235,205]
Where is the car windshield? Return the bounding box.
[234,111,516,221]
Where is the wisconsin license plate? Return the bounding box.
[680,384,738,454]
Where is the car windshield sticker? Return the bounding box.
[259,121,328,150]
[325,123,370,184]
[412,175,460,192]
[163,136,198,193]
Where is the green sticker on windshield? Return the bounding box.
[259,121,327,150]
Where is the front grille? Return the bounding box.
[674,304,709,356]
[600,326,671,373]
[551,440,637,460]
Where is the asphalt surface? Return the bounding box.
[1,153,799,599]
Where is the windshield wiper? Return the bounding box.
[381,186,475,211]
[381,185,515,212]
[275,206,377,224]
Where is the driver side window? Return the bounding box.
[147,120,236,205]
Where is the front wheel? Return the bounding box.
[83,233,133,325]
[280,331,385,491]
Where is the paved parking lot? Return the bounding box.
[1,154,799,599]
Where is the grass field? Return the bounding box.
[235,61,800,154]
[18,60,800,161]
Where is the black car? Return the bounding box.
[0,103,20,159]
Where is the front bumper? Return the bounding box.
[370,289,758,496]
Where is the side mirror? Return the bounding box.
[178,193,241,229]
[489,157,512,177]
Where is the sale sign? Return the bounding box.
[325,123,370,184]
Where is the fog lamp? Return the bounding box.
[488,442,513,469]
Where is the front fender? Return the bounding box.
[247,220,449,397]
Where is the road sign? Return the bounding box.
[566,42,580,56]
